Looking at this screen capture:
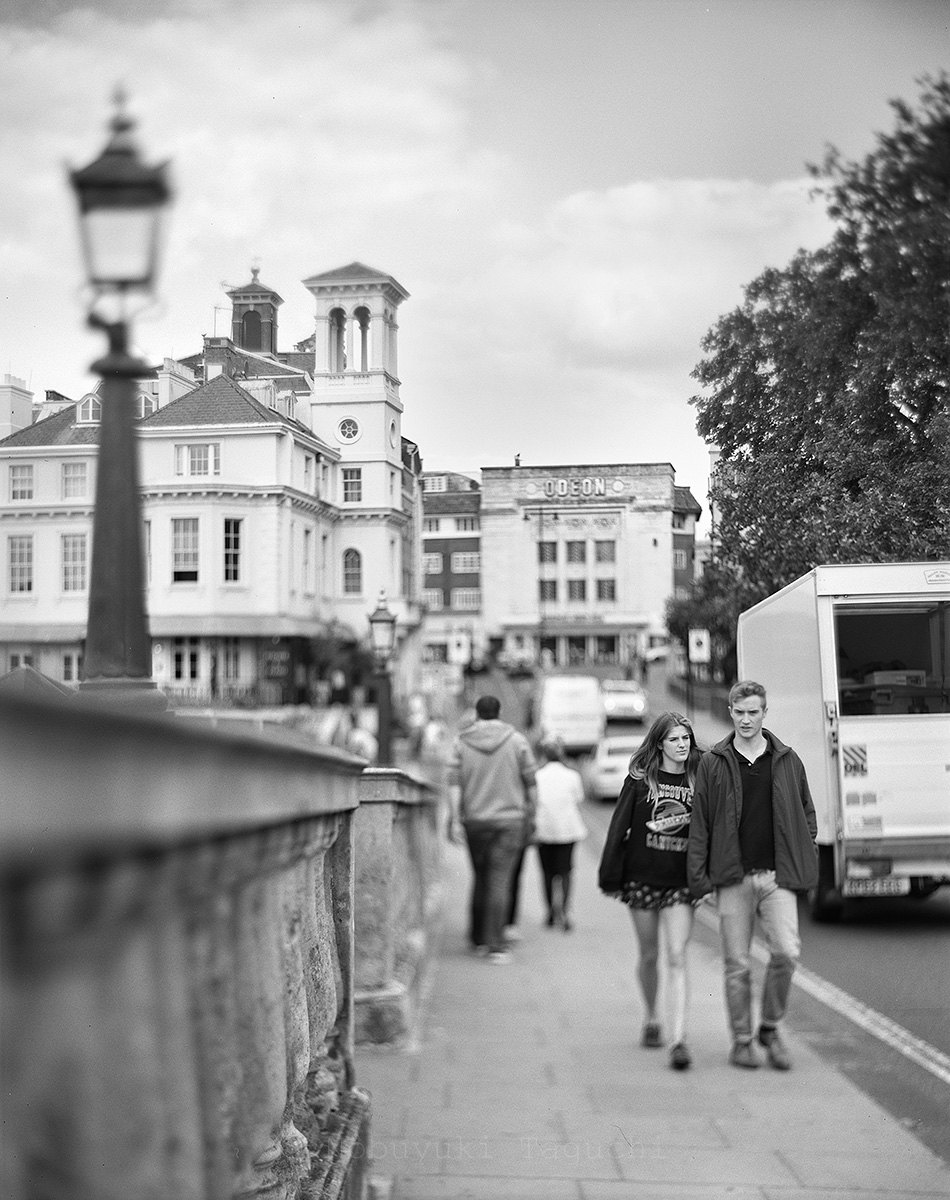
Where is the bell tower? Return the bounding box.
[302,260,409,454]
[302,262,412,620]
[227,267,283,354]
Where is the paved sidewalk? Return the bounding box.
[356,816,950,1198]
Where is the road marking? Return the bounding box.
[695,905,950,1088]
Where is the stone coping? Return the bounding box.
[0,690,367,861]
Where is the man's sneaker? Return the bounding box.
[488,950,511,965]
[669,1042,691,1070]
[502,925,522,943]
[729,1041,760,1069]
[640,1022,663,1048]
[758,1026,792,1070]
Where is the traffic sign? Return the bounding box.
[688,628,711,664]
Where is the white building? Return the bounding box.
[0,263,424,704]
[480,462,701,671]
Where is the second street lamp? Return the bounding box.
[69,94,172,705]
[368,591,397,766]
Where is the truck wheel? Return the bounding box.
[809,848,844,923]
[909,879,941,901]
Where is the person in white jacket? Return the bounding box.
[533,739,588,931]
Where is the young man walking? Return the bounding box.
[448,695,538,964]
[687,681,818,1069]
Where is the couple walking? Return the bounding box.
[599,681,818,1071]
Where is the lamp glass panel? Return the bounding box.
[82,207,158,286]
[369,612,396,658]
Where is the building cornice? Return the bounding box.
[0,506,94,520]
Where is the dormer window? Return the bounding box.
[77,395,101,424]
[137,393,158,420]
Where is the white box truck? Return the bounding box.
[736,562,950,921]
[533,674,605,753]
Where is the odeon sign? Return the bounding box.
[542,477,612,498]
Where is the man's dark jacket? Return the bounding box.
[687,730,819,898]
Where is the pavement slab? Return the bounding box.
[357,810,950,1200]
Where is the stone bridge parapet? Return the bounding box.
[0,691,440,1200]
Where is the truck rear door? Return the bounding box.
[833,600,950,895]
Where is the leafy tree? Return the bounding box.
[691,74,950,607]
[665,560,743,682]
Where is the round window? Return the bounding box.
[389,419,397,447]
[338,417,360,442]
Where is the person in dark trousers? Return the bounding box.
[599,712,703,1070]
[503,836,529,943]
[533,739,587,931]
[687,680,818,1070]
[448,696,538,964]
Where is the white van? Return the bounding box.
[535,674,604,753]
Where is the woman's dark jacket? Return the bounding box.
[686,731,818,897]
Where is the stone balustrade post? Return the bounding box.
[352,767,443,1046]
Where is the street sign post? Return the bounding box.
[686,627,711,720]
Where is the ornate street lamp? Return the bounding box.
[69,93,172,706]
[367,591,397,766]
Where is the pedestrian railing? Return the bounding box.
[0,690,391,1200]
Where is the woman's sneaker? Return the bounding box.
[669,1042,691,1070]
[640,1022,662,1048]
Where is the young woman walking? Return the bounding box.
[598,711,703,1069]
[533,739,588,931]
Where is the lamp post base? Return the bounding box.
[77,676,168,713]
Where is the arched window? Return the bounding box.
[77,395,101,424]
[354,306,370,371]
[242,310,262,351]
[329,308,346,373]
[343,548,362,594]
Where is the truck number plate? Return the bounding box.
[842,877,910,897]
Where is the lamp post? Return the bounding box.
[69,94,172,707]
[368,590,397,766]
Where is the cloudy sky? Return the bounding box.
[1,0,946,526]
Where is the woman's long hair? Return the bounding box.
[628,711,703,799]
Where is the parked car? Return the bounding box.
[498,648,535,677]
[600,679,648,723]
[582,732,643,801]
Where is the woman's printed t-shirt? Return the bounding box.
[623,770,693,890]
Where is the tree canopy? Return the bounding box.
[690,74,950,613]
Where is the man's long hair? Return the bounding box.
[628,711,702,798]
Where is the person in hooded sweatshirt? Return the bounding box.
[448,695,538,963]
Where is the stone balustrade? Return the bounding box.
[0,691,391,1200]
[353,768,444,1045]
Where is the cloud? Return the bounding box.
[0,1,837,523]
[404,176,834,502]
[0,1,497,377]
